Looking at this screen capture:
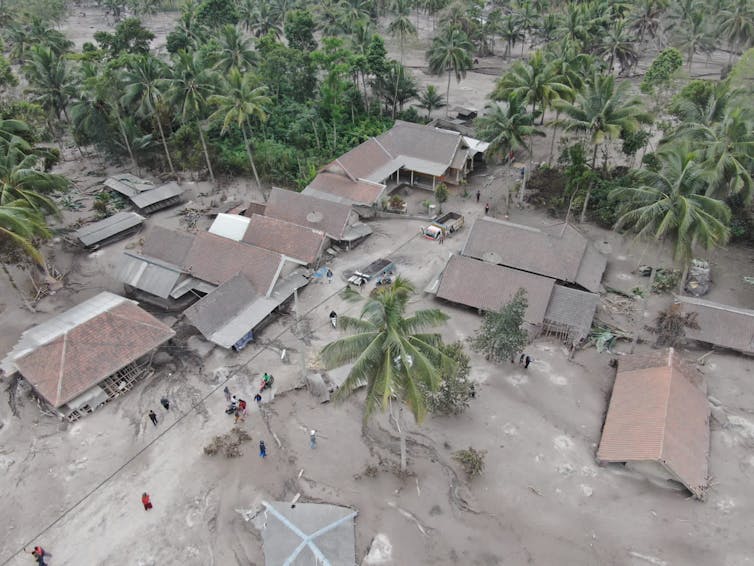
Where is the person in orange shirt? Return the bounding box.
[142,492,153,511]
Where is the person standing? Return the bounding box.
[484,202,490,215]
[326,268,333,284]
[310,429,317,449]
[476,189,481,202]
[438,232,445,245]
[142,492,153,511]
[29,546,48,565]
[524,355,532,369]
[259,440,267,458]
[223,386,231,403]
[254,393,262,406]
[148,410,158,426]
[329,311,337,329]
[160,397,170,410]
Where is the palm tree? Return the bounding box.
[673,106,754,202]
[340,0,373,35]
[0,201,51,265]
[492,50,571,124]
[207,69,271,193]
[0,143,70,214]
[610,144,731,280]
[498,14,525,61]
[717,0,754,62]
[416,85,446,118]
[599,20,639,74]
[121,55,176,178]
[555,73,652,221]
[22,46,74,124]
[514,0,538,55]
[320,278,452,472]
[475,94,545,160]
[426,27,473,114]
[388,0,417,64]
[628,0,668,46]
[168,51,218,183]
[671,9,717,70]
[0,119,33,153]
[212,25,257,74]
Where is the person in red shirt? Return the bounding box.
[142,492,153,511]
[29,546,48,565]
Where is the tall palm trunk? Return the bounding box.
[241,123,263,197]
[391,401,408,473]
[445,69,452,116]
[115,112,137,170]
[580,143,599,223]
[155,115,177,179]
[197,123,215,183]
[548,110,560,164]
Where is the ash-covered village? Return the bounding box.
[1,1,754,565]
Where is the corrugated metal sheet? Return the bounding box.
[597,349,710,499]
[677,296,754,354]
[341,222,373,242]
[118,252,184,299]
[130,181,184,209]
[75,212,145,247]
[169,277,216,299]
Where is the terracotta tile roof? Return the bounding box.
[265,188,354,240]
[436,254,555,324]
[14,299,174,408]
[597,349,710,498]
[329,138,396,182]
[243,202,267,218]
[462,218,606,293]
[304,172,386,206]
[242,214,325,265]
[183,231,284,296]
[142,226,194,265]
[676,296,754,354]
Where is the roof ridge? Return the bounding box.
[55,332,69,406]
[108,308,173,334]
[657,353,676,460]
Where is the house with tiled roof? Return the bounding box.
[0,292,175,421]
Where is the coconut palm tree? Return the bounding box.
[717,0,754,62]
[628,0,668,46]
[599,20,639,74]
[426,26,473,114]
[475,94,545,160]
[498,14,525,61]
[22,46,74,124]
[671,9,717,70]
[388,0,417,64]
[207,68,271,193]
[212,25,257,74]
[121,55,176,178]
[555,73,652,221]
[168,51,218,183]
[416,85,446,118]
[492,50,571,124]
[0,143,69,214]
[610,144,731,279]
[0,201,52,265]
[320,278,453,473]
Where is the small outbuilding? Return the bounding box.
[676,296,754,355]
[597,349,710,499]
[0,292,175,421]
[105,174,184,214]
[74,211,145,249]
[259,501,357,566]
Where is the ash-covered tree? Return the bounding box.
[425,341,474,416]
[471,288,528,363]
[93,18,155,58]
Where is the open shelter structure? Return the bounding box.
[104,174,184,214]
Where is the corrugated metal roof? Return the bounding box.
[104,174,154,197]
[436,254,554,324]
[597,349,710,499]
[341,222,373,242]
[142,226,194,266]
[209,213,251,241]
[75,212,145,247]
[130,181,184,209]
[677,296,754,354]
[118,252,184,299]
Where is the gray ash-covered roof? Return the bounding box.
[677,296,754,354]
[543,285,599,340]
[265,187,355,240]
[75,212,145,248]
